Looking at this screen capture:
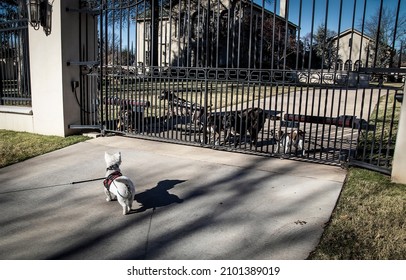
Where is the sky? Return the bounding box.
[102,0,406,50]
[271,0,406,39]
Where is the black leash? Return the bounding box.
[0,177,106,195]
[71,177,106,185]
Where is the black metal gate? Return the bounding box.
[72,0,405,174]
[0,2,31,106]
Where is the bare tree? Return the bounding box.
[362,7,406,68]
[312,24,338,70]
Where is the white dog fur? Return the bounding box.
[273,129,306,156]
[104,152,136,215]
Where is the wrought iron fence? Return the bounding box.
[0,11,31,106]
[72,0,405,174]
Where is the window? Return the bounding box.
[354,60,362,71]
[344,60,352,71]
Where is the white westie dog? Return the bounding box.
[103,152,136,215]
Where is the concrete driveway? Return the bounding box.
[0,136,346,259]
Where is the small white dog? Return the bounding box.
[103,152,136,215]
[273,129,306,156]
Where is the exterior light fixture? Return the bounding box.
[40,0,52,36]
[27,0,41,30]
[26,0,53,36]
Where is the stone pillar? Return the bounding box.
[29,0,81,136]
[392,80,406,184]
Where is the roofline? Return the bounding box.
[330,28,375,42]
[135,0,298,29]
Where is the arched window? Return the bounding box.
[344,60,352,71]
[354,60,362,71]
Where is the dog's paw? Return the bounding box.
[106,197,112,202]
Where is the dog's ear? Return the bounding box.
[114,152,121,165]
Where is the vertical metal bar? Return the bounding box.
[347,0,367,163]
[354,87,367,162]
[305,0,316,158]
[247,1,253,69]
[151,0,159,68]
[346,0,362,162]
[185,0,190,68]
[282,0,289,72]
[373,0,384,68]
[369,88,382,164]
[202,0,211,145]
[99,0,105,133]
[270,0,276,71]
[328,0,343,160]
[215,0,220,68]
[79,7,84,124]
[236,0,241,69]
[357,0,367,73]
[315,0,330,160]
[225,0,231,68]
[295,0,302,71]
[12,27,17,104]
[390,0,401,68]
[339,0,358,162]
[0,27,3,105]
[376,89,389,167]
[360,89,375,161]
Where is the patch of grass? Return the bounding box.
[357,91,401,168]
[0,130,90,168]
[309,167,406,259]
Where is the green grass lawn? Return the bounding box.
[1,129,405,259]
[309,167,406,259]
[0,130,90,168]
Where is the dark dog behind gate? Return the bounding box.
[159,90,207,129]
[223,107,265,147]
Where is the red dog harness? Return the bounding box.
[103,171,122,190]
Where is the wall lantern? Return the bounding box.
[26,0,53,36]
[27,0,41,30]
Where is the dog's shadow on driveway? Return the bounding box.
[133,179,185,213]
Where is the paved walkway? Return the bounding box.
[0,136,346,259]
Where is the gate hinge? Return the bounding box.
[67,61,100,74]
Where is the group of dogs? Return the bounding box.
[116,90,306,153]
[159,90,266,147]
[159,90,306,154]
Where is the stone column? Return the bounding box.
[392,80,406,184]
[29,0,81,136]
